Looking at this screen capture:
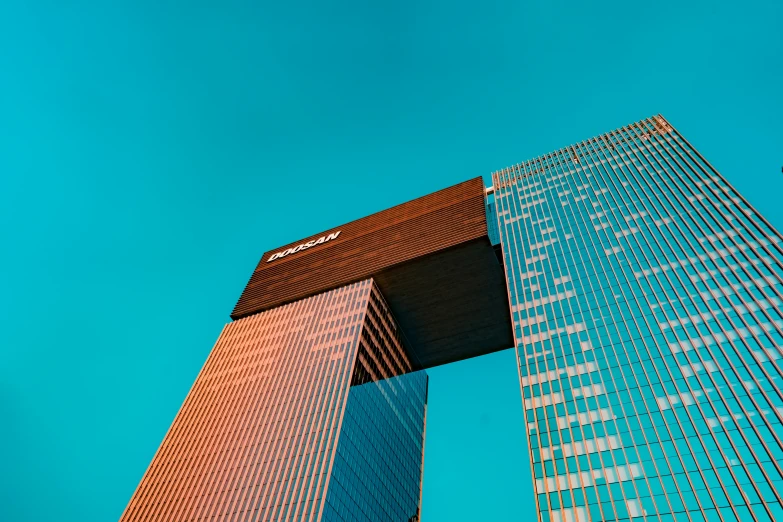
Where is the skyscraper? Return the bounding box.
[121,115,783,522]
[120,279,427,522]
[120,178,512,522]
[492,115,783,522]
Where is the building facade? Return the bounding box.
[120,280,427,522]
[121,115,783,522]
[121,178,510,522]
[492,115,783,522]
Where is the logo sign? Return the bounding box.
[267,231,341,263]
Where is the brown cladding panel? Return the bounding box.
[230,176,515,369]
[232,177,489,319]
[373,238,514,368]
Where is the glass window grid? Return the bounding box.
[493,116,783,522]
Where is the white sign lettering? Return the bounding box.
[266,231,341,263]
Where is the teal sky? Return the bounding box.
[1,1,781,521]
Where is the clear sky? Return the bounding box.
[1,1,781,521]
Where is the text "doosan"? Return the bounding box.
[267,231,341,262]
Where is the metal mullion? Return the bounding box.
[518,156,589,522]
[178,324,247,518]
[631,123,783,457]
[191,315,277,522]
[640,124,783,394]
[240,293,332,522]
[539,147,645,522]
[194,331,254,521]
[155,323,243,522]
[276,355,337,520]
[646,127,783,321]
[498,161,575,522]
[368,286,414,376]
[575,134,716,521]
[516,156,590,522]
[213,308,293,522]
[119,324,229,522]
[272,295,358,522]
[610,125,783,516]
[500,161,603,517]
[170,318,253,521]
[239,306,304,519]
[636,128,783,399]
[310,280,374,522]
[608,126,772,517]
[129,335,215,521]
[623,124,783,514]
[220,313,281,522]
[493,167,554,522]
[644,122,783,334]
[556,142,681,521]
[277,304,345,519]
[286,290,354,522]
[364,303,408,376]
[272,290,350,522]
[361,320,399,379]
[663,117,783,260]
[278,292,351,521]
[247,295,337,522]
[642,125,783,364]
[545,145,640,522]
[524,147,631,522]
[497,161,564,522]
[158,319,248,522]
[581,134,748,522]
[198,309,285,522]
[298,282,372,522]
[198,313,299,522]
[283,292,343,522]
[232,299,316,522]
[522,155,584,522]
[215,329,263,518]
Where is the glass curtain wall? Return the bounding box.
[493,115,783,522]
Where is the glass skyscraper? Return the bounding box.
[120,176,499,522]
[492,115,783,522]
[121,115,783,522]
[120,279,426,522]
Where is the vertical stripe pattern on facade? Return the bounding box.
[352,284,416,385]
[324,283,428,521]
[121,280,375,522]
[324,371,427,522]
[493,115,783,522]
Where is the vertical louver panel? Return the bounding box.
[121,281,374,522]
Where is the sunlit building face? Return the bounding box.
[121,115,783,522]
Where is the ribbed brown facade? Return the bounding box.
[232,177,514,369]
[233,177,488,318]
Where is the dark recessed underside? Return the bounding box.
[232,177,514,369]
[372,238,514,369]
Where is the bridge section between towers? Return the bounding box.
[231,177,514,369]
